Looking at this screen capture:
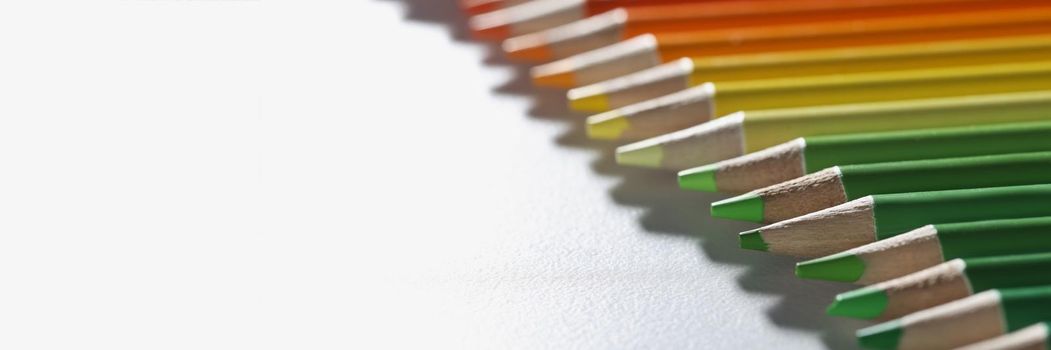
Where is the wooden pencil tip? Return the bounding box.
[711,194,764,222]
[796,253,865,283]
[857,320,904,350]
[827,288,889,320]
[678,165,718,192]
[738,229,768,251]
[586,113,629,140]
[615,142,664,168]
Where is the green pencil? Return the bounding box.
[740,184,1051,258]
[857,285,1051,350]
[711,151,1051,223]
[827,253,1051,321]
[956,322,1050,350]
[616,90,1051,171]
[795,216,1051,284]
[678,121,1051,194]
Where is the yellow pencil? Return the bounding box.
[568,34,1051,112]
[615,90,1051,170]
[588,61,1051,141]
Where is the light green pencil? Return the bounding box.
[617,90,1051,171]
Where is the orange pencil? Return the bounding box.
[460,0,532,16]
[531,5,1051,88]
[505,0,1046,61]
[469,0,738,40]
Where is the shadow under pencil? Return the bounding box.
[389,0,868,348]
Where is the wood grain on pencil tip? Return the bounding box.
[957,323,1050,350]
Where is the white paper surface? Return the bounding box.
[0,0,867,348]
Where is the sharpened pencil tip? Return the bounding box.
[679,165,719,192]
[739,229,768,251]
[586,114,629,140]
[828,288,888,319]
[796,252,866,283]
[857,320,904,350]
[615,143,663,168]
[568,92,609,112]
[711,193,764,222]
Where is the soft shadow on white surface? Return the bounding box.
[385,0,868,348]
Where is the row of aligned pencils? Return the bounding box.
[460,0,1051,349]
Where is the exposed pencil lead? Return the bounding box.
[738,229,768,252]
[678,165,718,192]
[827,288,888,319]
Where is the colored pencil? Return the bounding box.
[740,184,1051,258]
[857,285,1051,350]
[568,34,1051,112]
[615,90,1051,171]
[678,121,1051,194]
[530,6,1051,87]
[827,253,1051,320]
[800,217,1051,288]
[956,322,1050,350]
[587,61,1051,141]
[469,0,705,40]
[503,0,1038,61]
[795,217,1051,284]
[710,151,1051,224]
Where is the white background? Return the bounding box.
[0,0,866,348]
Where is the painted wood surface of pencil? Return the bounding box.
[531,5,1051,87]
[503,0,1039,61]
[568,34,1051,112]
[678,121,1051,194]
[824,253,1051,320]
